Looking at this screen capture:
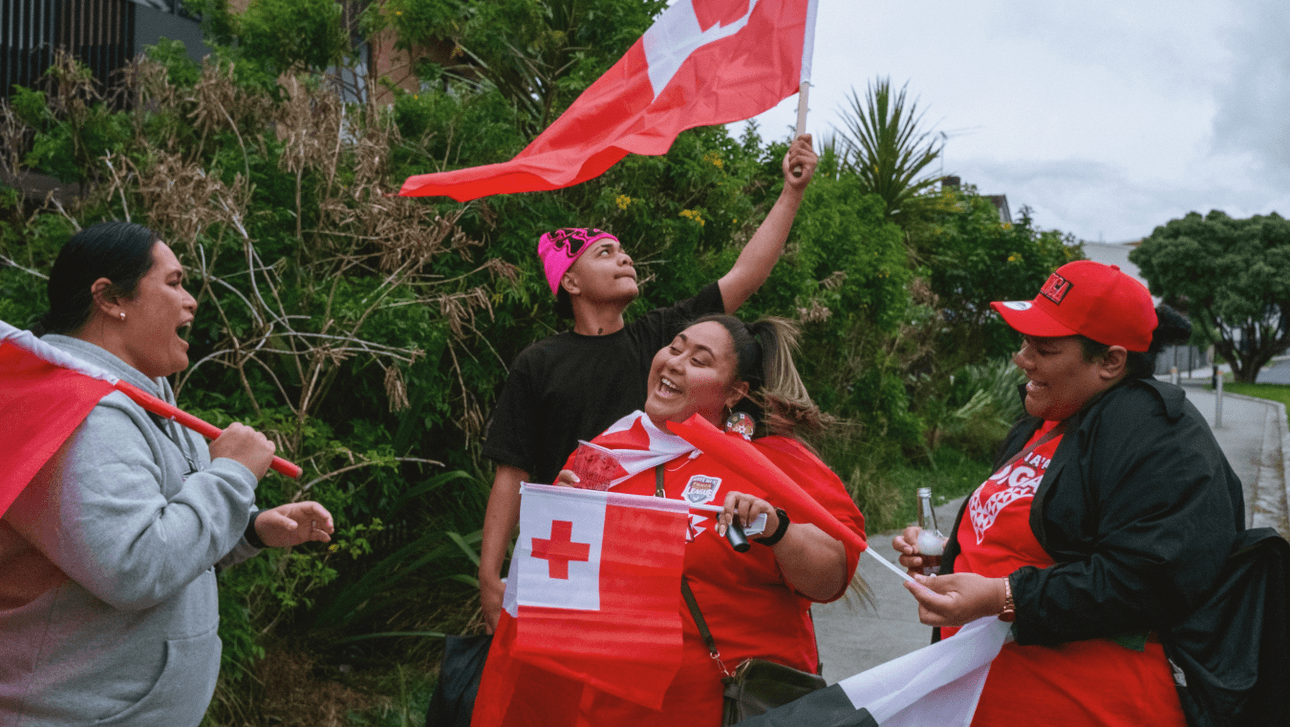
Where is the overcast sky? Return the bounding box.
[742,0,1290,243]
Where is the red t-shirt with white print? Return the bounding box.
[951,421,1187,727]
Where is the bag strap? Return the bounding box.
[657,464,731,677]
[997,419,1067,472]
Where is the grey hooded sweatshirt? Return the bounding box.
[0,336,261,726]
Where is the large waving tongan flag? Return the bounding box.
[399,0,818,201]
[733,616,1013,727]
[0,320,299,510]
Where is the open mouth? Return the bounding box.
[655,376,682,399]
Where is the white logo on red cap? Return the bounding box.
[1002,301,1032,311]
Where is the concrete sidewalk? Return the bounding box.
[811,382,1289,683]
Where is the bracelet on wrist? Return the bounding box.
[244,510,268,549]
[753,508,790,546]
[998,575,1016,622]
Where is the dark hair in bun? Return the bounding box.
[1078,303,1191,378]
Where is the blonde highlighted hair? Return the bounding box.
[690,314,830,439]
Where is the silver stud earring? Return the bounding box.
[119,313,126,320]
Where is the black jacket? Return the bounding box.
[940,378,1288,725]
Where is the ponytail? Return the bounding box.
[690,314,828,438]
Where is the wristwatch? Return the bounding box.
[998,575,1016,622]
[753,508,790,546]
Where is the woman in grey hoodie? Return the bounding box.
[0,222,335,726]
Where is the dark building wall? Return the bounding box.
[2,0,135,98]
[2,0,206,100]
[132,2,207,64]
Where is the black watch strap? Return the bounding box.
[244,510,268,549]
[754,508,790,546]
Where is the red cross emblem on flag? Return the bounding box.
[530,520,591,580]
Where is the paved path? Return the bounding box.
[1255,355,1290,385]
[812,381,1288,683]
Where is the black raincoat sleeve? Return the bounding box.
[1007,382,1243,647]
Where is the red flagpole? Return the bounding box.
[113,381,303,479]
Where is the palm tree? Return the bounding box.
[835,78,944,216]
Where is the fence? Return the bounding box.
[2,0,137,99]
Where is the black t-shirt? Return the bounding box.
[482,282,725,484]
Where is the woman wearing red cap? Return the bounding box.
[893,260,1245,725]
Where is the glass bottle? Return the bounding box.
[915,487,946,575]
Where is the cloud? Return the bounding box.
[742,0,1290,242]
[963,153,1290,242]
[1210,2,1290,172]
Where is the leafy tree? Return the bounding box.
[1131,210,1290,383]
[917,194,1083,364]
[377,0,667,133]
[184,0,350,87]
[834,77,943,218]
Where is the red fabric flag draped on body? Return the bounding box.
[472,483,690,726]
[0,320,301,517]
[670,413,867,555]
[0,325,115,515]
[399,0,817,201]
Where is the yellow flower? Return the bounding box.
[395,10,402,15]
[615,194,632,210]
[679,209,705,226]
[1007,254,1019,263]
[703,151,724,169]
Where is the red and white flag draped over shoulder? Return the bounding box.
[474,484,690,726]
[399,0,819,201]
[0,321,116,515]
[0,319,300,516]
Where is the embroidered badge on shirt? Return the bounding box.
[682,474,721,504]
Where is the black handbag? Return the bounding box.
[425,633,493,727]
[680,577,826,726]
[720,656,830,725]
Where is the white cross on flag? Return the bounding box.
[399,0,818,200]
[507,483,690,710]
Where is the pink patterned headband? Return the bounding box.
[537,228,619,297]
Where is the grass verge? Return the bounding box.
[1223,382,1290,409]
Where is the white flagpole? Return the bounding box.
[795,81,810,139]
[792,0,818,175]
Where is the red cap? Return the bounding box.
[989,260,1157,352]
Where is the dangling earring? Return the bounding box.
[724,409,755,440]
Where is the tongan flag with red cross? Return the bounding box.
[399,0,818,200]
[0,321,117,515]
[472,484,689,725]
